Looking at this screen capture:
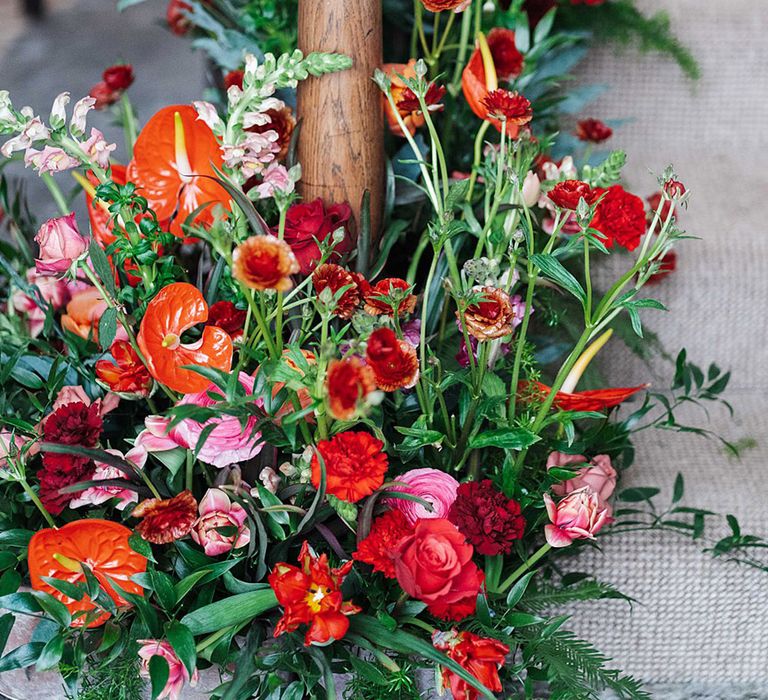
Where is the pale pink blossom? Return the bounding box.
[543,488,612,548]
[0,431,30,471]
[192,100,223,133]
[34,213,89,275]
[259,466,281,494]
[24,146,80,174]
[50,92,70,127]
[137,639,199,700]
[386,468,460,525]
[80,128,116,170]
[522,171,541,207]
[190,489,251,556]
[547,452,617,503]
[48,384,120,418]
[222,131,279,178]
[1,117,50,157]
[254,162,294,199]
[69,446,147,510]
[241,98,285,129]
[139,372,263,468]
[70,96,96,136]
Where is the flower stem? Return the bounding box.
[498,543,551,593]
[467,120,491,201]
[18,477,56,528]
[42,173,69,216]
[120,94,137,159]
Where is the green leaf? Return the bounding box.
[173,569,214,605]
[150,569,176,611]
[0,592,43,616]
[506,570,536,607]
[88,240,116,297]
[505,612,544,627]
[469,428,540,450]
[0,642,45,672]
[672,473,684,503]
[35,634,64,671]
[180,589,278,635]
[129,532,156,562]
[0,613,15,654]
[149,654,170,700]
[0,529,33,548]
[166,621,197,679]
[33,591,71,628]
[531,253,586,303]
[98,307,118,349]
[618,487,660,502]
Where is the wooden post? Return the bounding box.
[297,0,384,245]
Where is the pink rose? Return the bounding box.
[139,372,263,468]
[69,445,147,510]
[547,452,617,502]
[137,639,199,700]
[385,468,459,525]
[190,489,251,556]
[543,488,612,548]
[34,213,88,275]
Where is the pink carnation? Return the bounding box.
[385,468,459,525]
[190,489,251,556]
[69,445,147,510]
[543,488,612,548]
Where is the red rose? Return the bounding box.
[547,180,598,210]
[589,185,646,251]
[575,118,613,143]
[365,327,419,392]
[207,300,247,338]
[393,518,484,620]
[448,480,525,556]
[432,629,509,700]
[102,65,134,92]
[282,198,355,275]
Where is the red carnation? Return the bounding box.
[313,264,363,319]
[326,357,377,420]
[132,491,198,544]
[43,401,102,450]
[282,198,355,275]
[37,458,94,515]
[364,278,416,317]
[589,185,647,251]
[311,431,389,503]
[481,90,533,128]
[395,83,447,115]
[548,180,598,211]
[353,509,414,578]
[365,327,419,392]
[207,300,247,338]
[102,65,134,91]
[575,118,612,143]
[448,480,525,556]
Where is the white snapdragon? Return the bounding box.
[49,92,70,129]
[69,96,96,138]
[192,100,224,136]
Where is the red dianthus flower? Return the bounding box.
[547,180,599,211]
[575,118,612,143]
[365,327,419,392]
[353,509,414,578]
[131,491,198,544]
[207,300,247,338]
[589,185,647,251]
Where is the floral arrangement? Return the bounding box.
[0,2,757,700]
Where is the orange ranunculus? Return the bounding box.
[95,339,153,397]
[126,105,230,239]
[61,287,129,344]
[232,235,299,292]
[518,380,648,412]
[268,541,361,646]
[462,28,524,133]
[28,519,147,628]
[137,282,233,394]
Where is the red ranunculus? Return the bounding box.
[282,198,355,275]
[326,357,376,420]
[432,629,509,700]
[102,64,134,92]
[575,118,612,143]
[353,509,414,578]
[420,0,471,11]
[95,340,153,397]
[313,264,363,319]
[393,518,484,621]
[365,327,420,392]
[364,278,416,317]
[311,431,389,503]
[448,480,525,556]
[589,185,647,251]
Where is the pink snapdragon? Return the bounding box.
[1,116,49,157]
[255,162,294,199]
[222,131,280,178]
[69,446,147,510]
[34,213,89,275]
[547,452,617,503]
[81,128,117,170]
[137,639,199,700]
[24,145,80,174]
[543,488,612,548]
[190,489,251,556]
[386,467,460,525]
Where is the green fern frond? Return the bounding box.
[523,579,632,612]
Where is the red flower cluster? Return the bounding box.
[420,0,471,11]
[326,357,376,420]
[269,541,361,646]
[363,278,416,317]
[590,184,647,251]
[207,300,247,339]
[353,509,413,578]
[89,64,134,110]
[131,491,198,544]
[95,340,153,397]
[393,518,484,620]
[311,431,389,503]
[575,117,613,143]
[365,327,419,391]
[166,0,201,36]
[547,180,600,210]
[37,401,102,515]
[448,480,525,555]
[282,199,355,275]
[312,264,364,319]
[432,629,509,700]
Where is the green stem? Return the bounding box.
[507,266,537,423]
[467,120,491,201]
[498,543,551,593]
[42,173,69,216]
[400,616,436,634]
[450,8,473,93]
[120,94,137,159]
[185,450,194,492]
[19,477,56,528]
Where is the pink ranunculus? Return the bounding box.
[69,445,147,510]
[547,452,617,502]
[190,488,251,556]
[34,213,89,275]
[386,468,460,525]
[142,372,263,468]
[543,488,612,548]
[137,639,199,700]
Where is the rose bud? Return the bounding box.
[88,81,120,109]
[547,452,617,503]
[190,489,250,556]
[102,64,134,92]
[543,487,612,548]
[34,213,89,275]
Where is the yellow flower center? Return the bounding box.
[162,333,180,349]
[305,584,331,613]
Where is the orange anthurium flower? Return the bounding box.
[462,28,524,133]
[137,282,233,394]
[126,104,230,239]
[28,519,147,628]
[519,380,648,412]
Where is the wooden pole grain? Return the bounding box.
[297,0,384,246]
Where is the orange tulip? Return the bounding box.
[126,105,230,239]
[383,60,423,137]
[28,519,147,628]
[137,282,233,394]
[61,287,129,344]
[462,28,524,133]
